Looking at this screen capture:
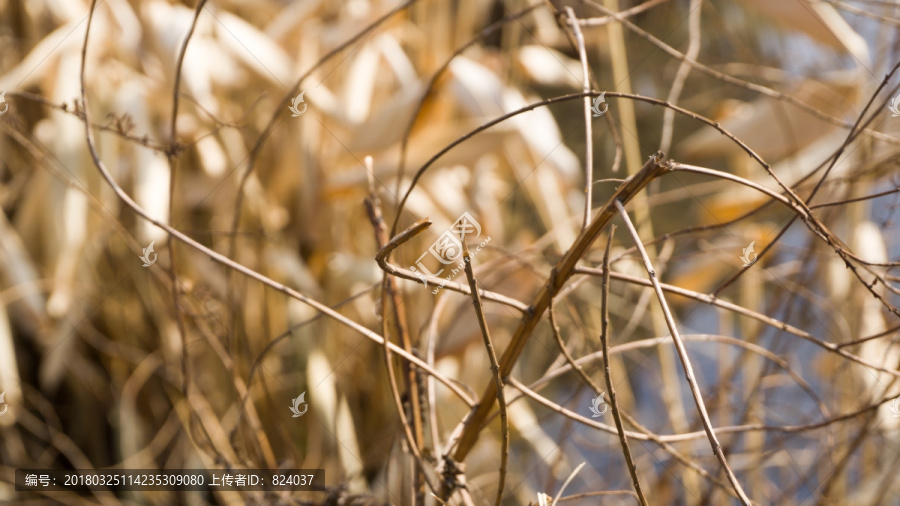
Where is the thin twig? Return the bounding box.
[563,7,595,230]
[569,0,671,26]
[574,266,900,377]
[8,91,169,151]
[364,156,431,500]
[508,369,876,443]
[374,220,529,312]
[548,275,603,393]
[599,225,648,505]
[612,408,741,500]
[614,199,752,505]
[517,332,830,430]
[658,0,701,154]
[556,490,639,502]
[550,461,586,506]
[167,0,207,430]
[809,186,900,210]
[460,236,508,506]
[670,163,900,317]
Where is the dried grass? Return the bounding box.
[1,0,900,504]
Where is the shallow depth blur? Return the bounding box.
[1,0,900,504]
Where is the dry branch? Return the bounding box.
[452,152,670,462]
[614,199,752,505]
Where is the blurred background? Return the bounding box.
[1,0,899,504]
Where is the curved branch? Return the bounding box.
[374,219,530,312]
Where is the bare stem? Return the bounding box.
[365,157,430,500]
[614,199,751,505]
[460,237,508,506]
[167,0,207,446]
[563,7,595,230]
[658,0,702,154]
[599,225,648,505]
[374,220,529,312]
